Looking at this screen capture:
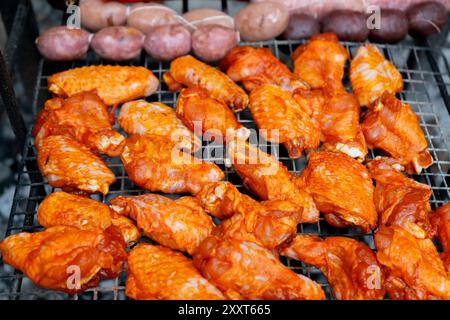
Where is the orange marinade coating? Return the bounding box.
[37,135,115,195]
[164,55,249,112]
[110,194,214,255]
[48,65,159,106]
[126,244,225,300]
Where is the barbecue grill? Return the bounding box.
[0,0,450,300]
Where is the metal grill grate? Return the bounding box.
[1,35,450,299]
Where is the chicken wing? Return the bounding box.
[293,88,367,161]
[37,135,116,195]
[121,134,224,195]
[350,44,403,107]
[375,225,450,300]
[367,157,434,239]
[163,55,249,112]
[298,151,377,232]
[109,194,214,255]
[319,92,367,160]
[118,100,201,152]
[196,181,303,249]
[220,46,308,93]
[430,204,450,270]
[227,140,319,223]
[126,244,225,300]
[249,84,320,159]
[292,33,348,94]
[48,65,159,106]
[176,87,250,143]
[193,235,325,300]
[33,91,125,156]
[37,191,139,245]
[0,226,127,293]
[362,93,433,173]
[280,235,385,300]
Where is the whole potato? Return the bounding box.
[183,9,235,31]
[143,24,191,61]
[80,0,127,31]
[91,26,144,61]
[192,25,238,62]
[282,13,320,40]
[36,26,90,61]
[369,9,409,43]
[127,3,179,35]
[408,1,448,38]
[235,2,289,41]
[322,10,369,42]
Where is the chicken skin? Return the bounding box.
[292,33,348,94]
[37,191,139,245]
[109,194,214,255]
[121,134,223,195]
[298,151,377,232]
[375,226,450,300]
[126,244,225,300]
[176,87,250,143]
[315,91,367,161]
[48,65,159,106]
[118,100,200,152]
[293,88,367,161]
[362,93,433,173]
[220,46,308,93]
[37,135,116,195]
[291,33,368,161]
[193,235,325,300]
[32,91,125,156]
[367,157,434,239]
[196,181,303,249]
[350,44,403,107]
[430,204,450,270]
[227,140,319,223]
[249,84,320,159]
[0,226,127,293]
[281,235,385,300]
[163,55,249,112]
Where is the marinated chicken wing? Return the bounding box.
[292,33,348,94]
[430,204,450,270]
[220,46,308,93]
[37,191,139,245]
[37,135,116,195]
[33,91,125,156]
[176,87,250,143]
[163,55,248,112]
[118,100,200,152]
[109,194,214,255]
[281,235,385,300]
[318,92,367,160]
[249,84,320,159]
[126,244,225,300]
[121,134,224,195]
[362,93,433,173]
[228,140,319,223]
[350,44,403,107]
[367,157,434,239]
[48,65,159,106]
[193,235,325,300]
[375,226,450,300]
[293,88,367,161]
[197,181,303,249]
[298,151,377,232]
[0,226,127,293]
